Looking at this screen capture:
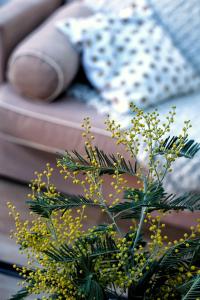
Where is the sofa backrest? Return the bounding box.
[0,0,63,83]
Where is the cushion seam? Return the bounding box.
[0,100,110,136]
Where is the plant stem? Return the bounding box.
[132,177,147,251]
[47,217,58,241]
[106,206,122,236]
[89,172,123,236]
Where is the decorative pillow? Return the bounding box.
[149,0,200,77]
[8,1,92,101]
[0,0,10,6]
[57,0,200,113]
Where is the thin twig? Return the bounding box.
[131,177,147,251]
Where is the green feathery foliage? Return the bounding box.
[178,275,200,299]
[110,182,200,219]
[9,107,200,300]
[157,136,200,158]
[27,193,96,218]
[58,146,136,176]
[9,288,29,300]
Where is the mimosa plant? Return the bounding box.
[8,105,200,300]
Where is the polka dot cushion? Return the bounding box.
[57,0,200,114]
[0,0,10,6]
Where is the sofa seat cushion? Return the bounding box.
[0,83,121,155]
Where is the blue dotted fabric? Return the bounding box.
[58,1,200,114]
[0,0,10,6]
[148,0,200,75]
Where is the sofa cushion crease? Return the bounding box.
[0,132,65,155]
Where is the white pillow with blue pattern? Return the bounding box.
[0,0,10,6]
[57,0,200,114]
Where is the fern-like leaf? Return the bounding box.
[58,146,136,176]
[111,182,200,220]
[9,287,29,300]
[105,289,127,299]
[117,193,200,219]
[45,230,118,264]
[181,275,200,300]
[159,238,200,270]
[79,276,105,300]
[161,193,200,211]
[44,232,118,300]
[44,243,76,262]
[156,136,200,158]
[146,239,200,298]
[27,193,96,218]
[110,182,164,219]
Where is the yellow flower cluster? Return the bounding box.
[105,104,192,182]
[7,107,200,299]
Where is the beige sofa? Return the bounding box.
[0,0,122,192]
[0,0,199,235]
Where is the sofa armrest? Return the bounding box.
[0,0,63,83]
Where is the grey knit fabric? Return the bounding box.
[147,0,200,75]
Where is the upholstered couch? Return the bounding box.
[0,0,120,192]
[0,0,199,235]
